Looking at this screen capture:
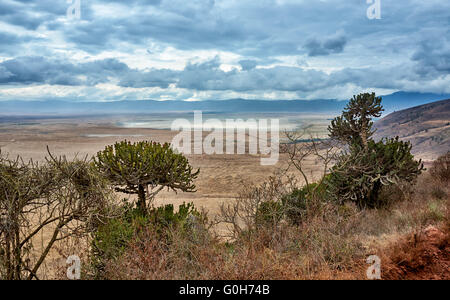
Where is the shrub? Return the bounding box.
[218,175,297,239]
[150,202,200,227]
[90,207,146,278]
[90,202,204,279]
[327,93,423,208]
[281,183,320,225]
[430,152,450,183]
[328,138,423,208]
[149,202,207,238]
[0,150,111,280]
[255,200,284,227]
[430,186,447,200]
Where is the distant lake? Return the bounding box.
[82,134,146,138]
[115,112,335,132]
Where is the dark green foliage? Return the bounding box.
[90,201,204,279]
[94,140,199,213]
[282,184,315,225]
[327,137,423,208]
[90,209,145,277]
[255,201,284,227]
[327,93,423,208]
[281,182,328,224]
[328,92,383,149]
[253,181,330,227]
[149,202,202,229]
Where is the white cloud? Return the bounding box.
[0,0,449,101]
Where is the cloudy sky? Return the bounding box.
[0,0,449,101]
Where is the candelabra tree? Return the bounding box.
[94,141,199,214]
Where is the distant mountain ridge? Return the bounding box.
[0,98,347,116]
[1,91,449,116]
[374,98,450,160]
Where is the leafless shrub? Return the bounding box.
[430,152,450,183]
[0,149,113,280]
[217,173,297,240]
[281,130,340,187]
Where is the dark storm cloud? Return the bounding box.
[0,54,444,95]
[411,36,450,77]
[0,56,129,86]
[0,0,67,30]
[0,55,333,92]
[118,69,178,89]
[175,58,331,92]
[304,33,347,56]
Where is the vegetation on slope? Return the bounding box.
[1,93,448,280]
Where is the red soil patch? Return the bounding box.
[382,225,450,280]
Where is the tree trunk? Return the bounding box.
[360,117,369,151]
[368,180,382,208]
[361,130,368,151]
[137,184,147,214]
[5,232,12,280]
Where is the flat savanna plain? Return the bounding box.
[1,115,446,279]
[0,115,327,215]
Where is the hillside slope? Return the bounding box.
[375,99,450,160]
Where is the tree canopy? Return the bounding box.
[94,141,199,213]
[328,92,383,150]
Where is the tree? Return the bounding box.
[94,141,199,214]
[327,93,423,208]
[0,149,110,280]
[328,92,383,150]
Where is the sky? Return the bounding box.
[0,0,449,102]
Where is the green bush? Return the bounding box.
[327,138,423,208]
[255,200,284,227]
[281,182,328,225]
[90,202,204,278]
[282,186,310,225]
[149,202,205,236]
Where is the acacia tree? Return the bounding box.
[327,93,423,208]
[94,141,199,213]
[0,150,110,280]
